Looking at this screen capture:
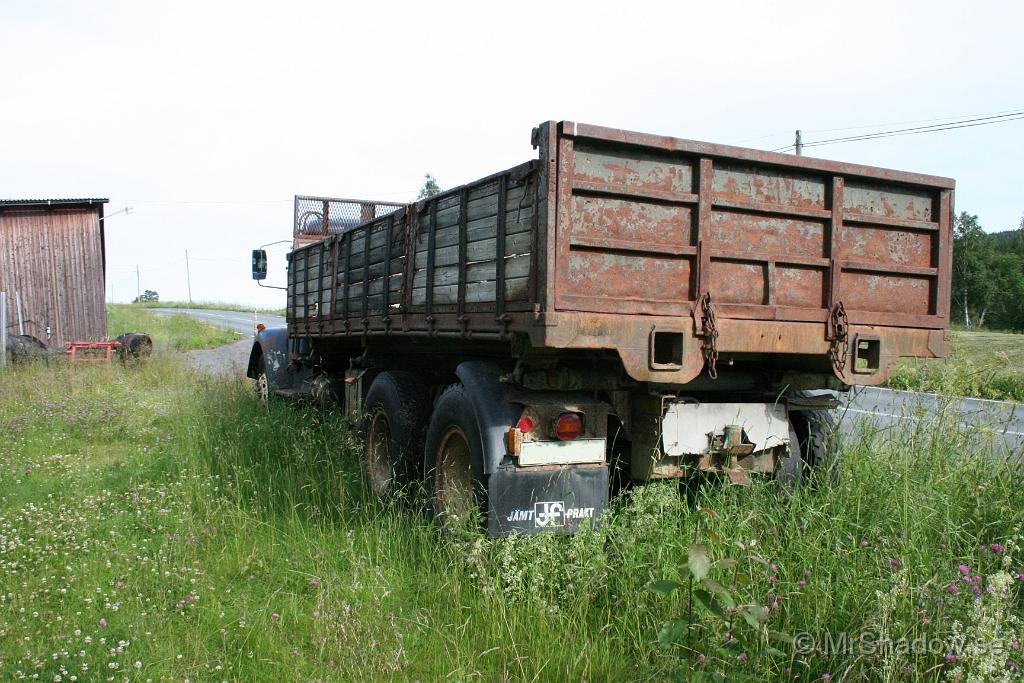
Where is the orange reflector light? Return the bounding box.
[555,413,582,441]
[517,417,534,434]
[256,323,266,332]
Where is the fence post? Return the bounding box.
[1,291,8,369]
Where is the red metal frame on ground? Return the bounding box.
[65,341,122,364]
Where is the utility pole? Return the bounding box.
[136,265,141,303]
[794,130,803,156]
[185,250,193,305]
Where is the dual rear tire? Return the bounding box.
[360,375,484,526]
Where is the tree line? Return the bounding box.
[953,212,1024,329]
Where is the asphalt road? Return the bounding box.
[149,307,286,336]
[842,385,1024,455]
[160,308,1024,454]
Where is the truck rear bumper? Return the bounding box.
[487,463,609,537]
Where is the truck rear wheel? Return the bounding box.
[360,371,432,500]
[425,385,486,530]
[780,409,840,487]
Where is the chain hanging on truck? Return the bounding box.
[696,293,720,379]
[826,301,850,373]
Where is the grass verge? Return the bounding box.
[889,329,1024,402]
[1,360,1022,680]
[107,304,241,351]
[138,301,286,316]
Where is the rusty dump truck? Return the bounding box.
[248,120,953,536]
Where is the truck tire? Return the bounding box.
[788,409,840,484]
[360,371,432,500]
[424,384,487,530]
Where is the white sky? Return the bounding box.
[2,0,1021,308]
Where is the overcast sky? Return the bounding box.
[2,0,1021,308]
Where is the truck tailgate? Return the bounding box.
[551,122,953,330]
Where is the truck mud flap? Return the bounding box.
[487,464,609,537]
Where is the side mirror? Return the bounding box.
[252,249,268,281]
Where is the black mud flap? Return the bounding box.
[487,464,609,537]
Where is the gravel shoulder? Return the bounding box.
[181,337,254,376]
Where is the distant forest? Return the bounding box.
[953,212,1024,330]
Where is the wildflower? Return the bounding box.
[804,570,812,578]
[770,564,778,573]
[903,665,913,674]
[945,654,958,664]
[768,575,777,585]
[1013,642,1021,651]
[310,579,319,589]
[991,543,1003,555]
[98,618,107,628]
[860,540,870,548]
[959,565,970,575]
[737,653,748,664]
[890,558,901,568]
[697,654,706,664]
[822,675,831,682]
[798,580,807,589]
[271,613,281,622]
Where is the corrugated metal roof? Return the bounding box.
[0,198,109,208]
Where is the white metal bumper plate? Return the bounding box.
[517,438,606,466]
[661,402,789,456]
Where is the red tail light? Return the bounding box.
[517,416,535,434]
[555,413,582,441]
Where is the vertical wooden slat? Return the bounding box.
[342,233,352,330]
[425,201,437,319]
[456,188,469,319]
[495,175,508,317]
[382,214,394,318]
[362,224,371,324]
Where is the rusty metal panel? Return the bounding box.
[0,201,107,347]
[551,122,954,331]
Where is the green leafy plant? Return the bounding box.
[649,541,793,680]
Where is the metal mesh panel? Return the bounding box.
[294,195,404,239]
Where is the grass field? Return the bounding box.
[2,354,1023,681]
[889,329,1024,402]
[137,301,287,317]
[107,305,241,351]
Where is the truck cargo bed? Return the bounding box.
[287,121,952,387]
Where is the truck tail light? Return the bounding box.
[517,416,534,434]
[555,413,582,441]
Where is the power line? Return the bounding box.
[802,106,1024,135]
[736,105,1024,146]
[772,110,1024,153]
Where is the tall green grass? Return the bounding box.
[889,330,1024,402]
[1,359,1022,681]
[107,304,240,351]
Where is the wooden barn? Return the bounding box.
[0,198,109,347]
